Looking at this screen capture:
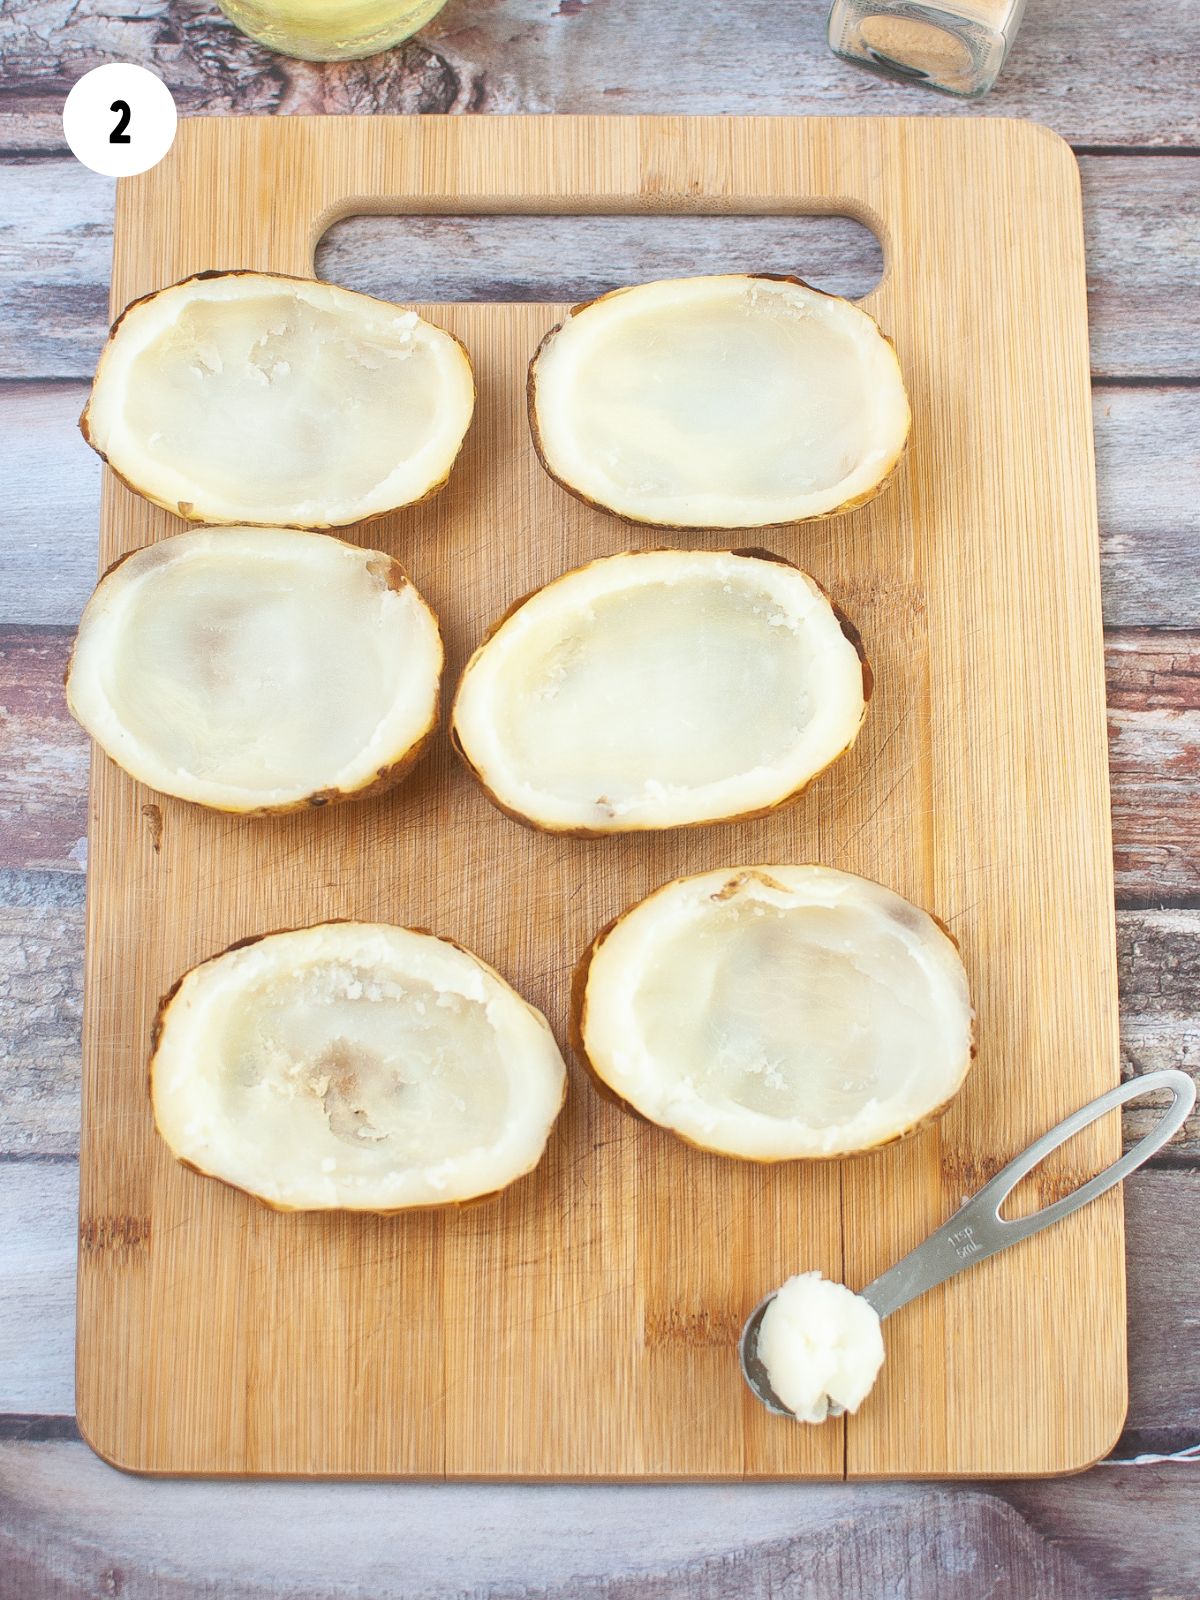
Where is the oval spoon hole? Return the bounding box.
[996,1105,1127,1223]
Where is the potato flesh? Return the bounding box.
[125,296,440,507]
[498,582,817,791]
[152,924,567,1210]
[219,968,511,1172]
[533,277,909,527]
[67,528,441,809]
[581,868,973,1159]
[634,902,937,1128]
[85,276,474,526]
[454,552,866,831]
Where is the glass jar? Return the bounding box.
[827,0,1028,98]
[217,0,450,62]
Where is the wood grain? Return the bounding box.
[2,155,1197,381]
[1119,912,1200,1153]
[1093,389,1200,631]
[0,872,83,1158]
[0,0,1196,1580]
[4,863,1192,1161]
[8,624,1199,899]
[0,629,88,875]
[3,384,1194,633]
[70,114,1119,1479]
[1109,633,1200,902]
[0,384,102,628]
[0,1161,77,1417]
[11,1162,1200,1442]
[0,1438,1119,1598]
[1,0,1198,147]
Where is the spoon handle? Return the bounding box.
[861,1068,1196,1321]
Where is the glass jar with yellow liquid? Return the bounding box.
[217,0,450,61]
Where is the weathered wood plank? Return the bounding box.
[0,629,87,875]
[0,873,83,1158]
[1122,1171,1200,1451]
[3,383,1195,631]
[4,623,1196,901]
[1,0,1198,148]
[1093,388,1200,631]
[1118,911,1200,1151]
[0,160,113,382]
[0,384,101,629]
[1083,158,1200,379]
[0,1162,76,1417]
[0,1177,1196,1587]
[0,853,1195,1158]
[1108,632,1200,903]
[1,156,1196,380]
[0,1439,1115,1600]
[996,1468,1200,1600]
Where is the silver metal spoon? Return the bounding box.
[740,1067,1196,1419]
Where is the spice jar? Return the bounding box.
[827,0,1028,98]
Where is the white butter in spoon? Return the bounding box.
[757,1272,885,1423]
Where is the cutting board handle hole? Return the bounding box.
[313,211,884,305]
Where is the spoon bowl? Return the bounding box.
[738,1293,793,1416]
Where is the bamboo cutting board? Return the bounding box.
[76,115,1122,1479]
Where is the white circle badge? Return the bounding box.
[63,64,178,179]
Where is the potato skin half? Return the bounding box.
[526,274,909,531]
[570,869,975,1163]
[80,269,476,530]
[149,922,568,1215]
[450,548,872,836]
[64,540,443,816]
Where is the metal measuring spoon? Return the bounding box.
[741,1067,1196,1419]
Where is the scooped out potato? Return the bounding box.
[452,548,870,835]
[66,526,443,813]
[529,274,909,528]
[81,271,475,527]
[151,922,568,1212]
[574,865,974,1160]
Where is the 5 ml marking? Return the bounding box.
[949,1226,981,1260]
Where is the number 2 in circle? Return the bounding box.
[109,100,131,144]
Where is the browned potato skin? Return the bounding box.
[570,868,976,1164]
[449,548,873,836]
[64,540,443,816]
[80,270,476,530]
[526,273,909,531]
[149,922,568,1216]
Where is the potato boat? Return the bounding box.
[82,271,475,527]
[66,526,443,813]
[529,274,909,528]
[452,548,869,834]
[152,922,568,1212]
[574,866,974,1160]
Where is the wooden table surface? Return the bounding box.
[0,0,1197,1593]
